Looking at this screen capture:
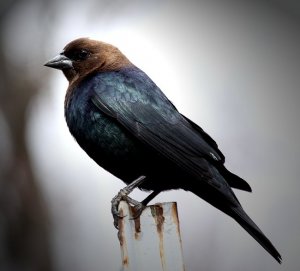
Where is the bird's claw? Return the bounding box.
[111,176,146,229]
[111,195,145,228]
[113,213,126,229]
[111,192,127,229]
[130,203,145,220]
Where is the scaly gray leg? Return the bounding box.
[111,175,146,228]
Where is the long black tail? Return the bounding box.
[229,206,282,263]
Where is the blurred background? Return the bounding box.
[0,0,300,270]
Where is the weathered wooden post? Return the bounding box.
[118,201,185,271]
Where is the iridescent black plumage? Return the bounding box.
[45,38,281,263]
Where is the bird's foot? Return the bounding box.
[130,203,146,220]
[111,175,146,229]
[111,194,144,228]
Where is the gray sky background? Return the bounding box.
[2,0,300,270]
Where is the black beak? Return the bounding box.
[44,54,73,70]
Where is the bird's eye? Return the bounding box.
[77,49,89,60]
[65,49,90,61]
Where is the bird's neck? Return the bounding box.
[63,68,77,83]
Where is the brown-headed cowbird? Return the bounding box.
[45,38,281,263]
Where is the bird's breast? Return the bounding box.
[64,90,147,180]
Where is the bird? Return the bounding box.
[44,37,281,263]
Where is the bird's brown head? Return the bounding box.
[44,38,132,84]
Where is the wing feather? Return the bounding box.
[90,69,233,196]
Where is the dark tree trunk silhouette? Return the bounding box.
[0,1,53,270]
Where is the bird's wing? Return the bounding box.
[180,114,251,192]
[90,69,232,195]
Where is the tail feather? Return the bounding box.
[219,166,252,192]
[230,206,282,263]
